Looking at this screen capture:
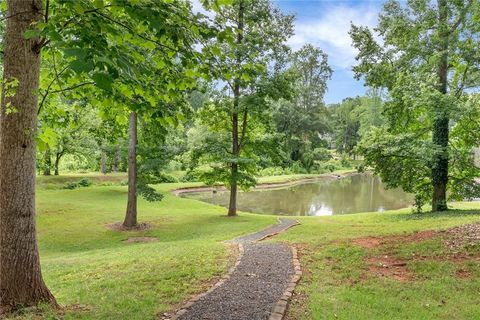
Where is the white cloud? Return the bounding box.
[287,3,380,69]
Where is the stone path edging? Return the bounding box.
[268,246,302,320]
[170,243,245,320]
[256,219,300,242]
[168,218,302,320]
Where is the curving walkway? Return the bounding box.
[173,218,300,320]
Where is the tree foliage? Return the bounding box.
[351,0,480,210]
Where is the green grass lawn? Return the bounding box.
[10,173,480,319]
[28,178,276,319]
[276,205,480,320]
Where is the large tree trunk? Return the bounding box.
[227,0,244,217]
[43,148,51,176]
[432,0,449,212]
[0,0,57,312]
[123,111,138,228]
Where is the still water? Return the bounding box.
[182,174,413,216]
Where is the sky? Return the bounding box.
[191,0,387,104]
[274,0,386,104]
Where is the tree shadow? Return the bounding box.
[391,209,480,221]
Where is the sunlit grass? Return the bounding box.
[24,173,480,319]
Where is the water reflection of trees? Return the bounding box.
[191,174,413,216]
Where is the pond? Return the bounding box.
[182,174,414,216]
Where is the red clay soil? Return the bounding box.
[352,223,480,282]
[351,230,438,250]
[366,255,411,282]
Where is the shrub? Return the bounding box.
[258,167,285,177]
[285,162,308,174]
[63,178,92,190]
[78,178,93,187]
[143,172,178,184]
[356,163,365,173]
[340,154,352,167]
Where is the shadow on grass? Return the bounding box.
[390,209,480,221]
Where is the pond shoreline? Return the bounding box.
[172,172,355,196]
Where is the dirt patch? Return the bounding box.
[123,237,158,243]
[61,304,92,314]
[284,290,310,320]
[351,237,383,249]
[352,230,438,249]
[455,268,472,279]
[367,255,411,282]
[355,224,480,282]
[107,222,152,231]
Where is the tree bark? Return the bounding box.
[54,152,63,176]
[100,148,107,174]
[123,111,138,228]
[0,0,57,312]
[43,148,51,176]
[112,145,121,172]
[227,0,244,217]
[432,0,449,211]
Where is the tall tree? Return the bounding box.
[124,111,138,228]
[202,0,294,216]
[351,0,480,211]
[330,98,361,156]
[0,0,57,311]
[273,44,332,166]
[0,0,204,310]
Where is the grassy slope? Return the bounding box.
[13,173,480,319]
[276,204,480,320]
[32,179,275,319]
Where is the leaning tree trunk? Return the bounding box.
[432,0,449,212]
[123,111,138,228]
[0,0,57,312]
[43,148,52,176]
[227,0,244,217]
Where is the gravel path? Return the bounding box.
[176,219,298,320]
[229,218,299,244]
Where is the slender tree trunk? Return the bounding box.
[227,0,244,217]
[54,152,62,176]
[112,145,121,172]
[100,148,107,174]
[0,0,57,312]
[43,148,51,176]
[123,111,138,228]
[228,111,239,217]
[432,0,449,212]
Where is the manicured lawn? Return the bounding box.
[32,178,276,319]
[13,173,480,319]
[276,205,480,320]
